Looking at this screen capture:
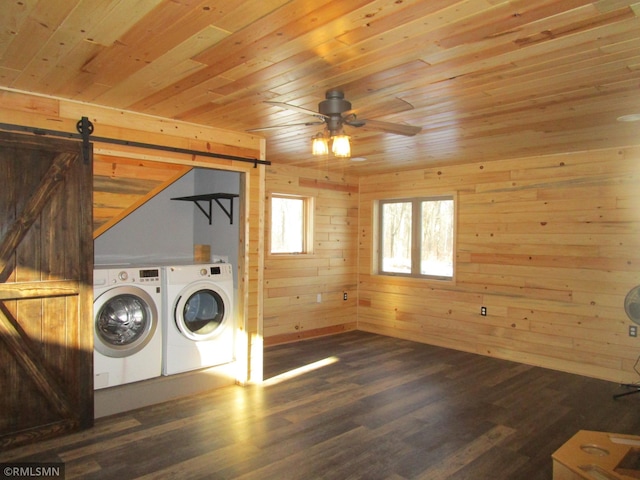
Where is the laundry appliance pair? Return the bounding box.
[93,262,235,389]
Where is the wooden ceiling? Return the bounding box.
[1,0,640,175]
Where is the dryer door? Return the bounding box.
[174,282,230,341]
[94,286,158,358]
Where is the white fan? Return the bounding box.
[615,285,640,399]
[624,285,640,325]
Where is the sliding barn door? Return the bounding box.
[0,131,93,449]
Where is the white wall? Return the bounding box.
[94,171,196,265]
[194,168,241,285]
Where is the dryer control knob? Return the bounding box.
[118,271,129,281]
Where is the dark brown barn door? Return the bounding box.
[0,131,93,449]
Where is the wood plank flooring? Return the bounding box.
[1,331,639,479]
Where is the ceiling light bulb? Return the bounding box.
[311,133,329,155]
[331,134,351,158]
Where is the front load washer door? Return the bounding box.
[94,286,158,358]
[174,283,230,341]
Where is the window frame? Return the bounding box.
[268,192,314,255]
[376,194,456,281]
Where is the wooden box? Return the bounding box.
[194,244,211,263]
[552,430,640,480]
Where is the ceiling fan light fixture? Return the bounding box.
[311,132,329,155]
[331,133,351,158]
[262,89,420,158]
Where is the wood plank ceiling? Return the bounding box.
[1,0,640,175]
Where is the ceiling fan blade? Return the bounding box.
[265,101,329,120]
[247,121,324,132]
[358,118,422,136]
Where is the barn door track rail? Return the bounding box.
[0,117,270,167]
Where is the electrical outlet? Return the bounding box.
[480,306,487,316]
[317,293,322,303]
[343,292,348,301]
[630,325,638,338]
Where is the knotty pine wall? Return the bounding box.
[358,146,640,384]
[264,164,359,345]
[5,89,639,385]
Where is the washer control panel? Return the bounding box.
[199,263,232,278]
[165,263,233,283]
[107,267,161,285]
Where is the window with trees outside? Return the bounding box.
[378,195,455,279]
[270,194,313,254]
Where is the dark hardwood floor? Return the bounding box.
[1,331,639,479]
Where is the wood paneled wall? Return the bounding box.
[358,147,640,383]
[0,88,266,384]
[4,88,639,385]
[264,165,359,345]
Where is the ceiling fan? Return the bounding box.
[248,89,422,138]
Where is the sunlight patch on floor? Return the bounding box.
[262,356,340,387]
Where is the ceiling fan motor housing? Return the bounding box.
[319,90,351,133]
[319,90,351,116]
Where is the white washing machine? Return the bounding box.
[162,263,235,375]
[93,266,163,389]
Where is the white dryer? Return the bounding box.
[93,266,163,389]
[162,263,235,375]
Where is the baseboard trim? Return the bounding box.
[264,322,357,347]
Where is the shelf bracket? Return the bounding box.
[171,193,239,225]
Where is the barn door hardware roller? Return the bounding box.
[171,193,239,225]
[76,117,94,164]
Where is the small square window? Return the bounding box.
[270,194,313,254]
